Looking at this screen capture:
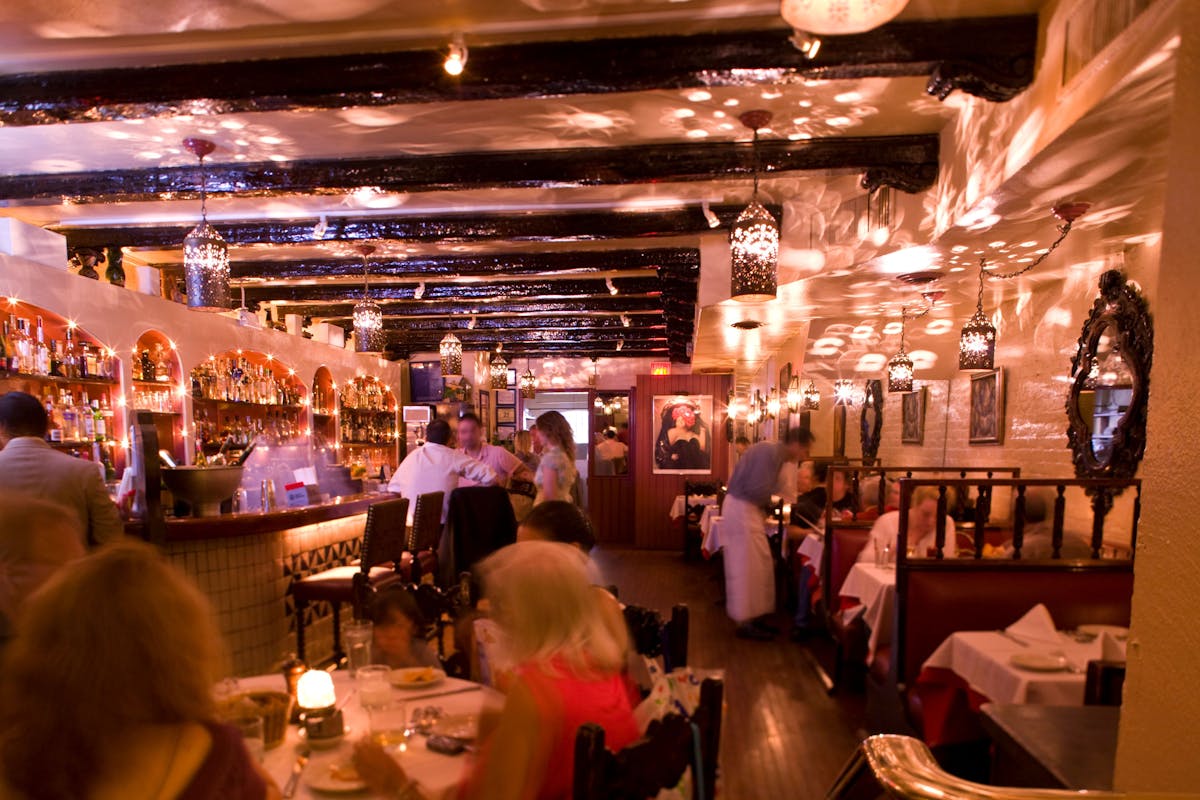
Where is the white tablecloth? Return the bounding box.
[921,630,1117,705]
[839,564,896,662]
[701,514,780,557]
[670,493,718,520]
[796,533,824,566]
[239,671,501,799]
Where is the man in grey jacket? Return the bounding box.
[0,391,123,547]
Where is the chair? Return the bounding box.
[623,603,689,673]
[682,480,724,561]
[573,677,723,800]
[291,496,409,663]
[1084,660,1126,706]
[409,491,445,584]
[448,485,518,583]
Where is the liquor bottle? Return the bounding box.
[44,395,63,443]
[153,343,171,383]
[34,316,49,376]
[78,394,95,441]
[48,340,64,378]
[0,319,8,375]
[91,399,106,441]
[140,350,153,382]
[13,318,32,374]
[60,391,78,442]
[63,329,80,379]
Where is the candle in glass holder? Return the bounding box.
[297,669,343,742]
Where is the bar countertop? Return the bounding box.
[127,493,385,542]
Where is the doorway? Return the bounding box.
[521,391,591,506]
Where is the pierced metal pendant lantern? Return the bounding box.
[730,110,779,303]
[352,244,385,354]
[489,353,509,389]
[181,138,229,311]
[439,333,463,378]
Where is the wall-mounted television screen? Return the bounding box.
[409,361,443,404]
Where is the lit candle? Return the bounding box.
[296,669,336,710]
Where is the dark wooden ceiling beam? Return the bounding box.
[61,205,773,250]
[281,295,663,319]
[16,135,938,205]
[386,330,666,346]
[241,276,664,305]
[323,315,663,332]
[224,248,697,281]
[0,17,1036,126]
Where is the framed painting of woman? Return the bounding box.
[651,395,713,474]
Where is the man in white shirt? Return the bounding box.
[455,412,530,488]
[0,391,123,548]
[594,428,628,472]
[388,418,499,523]
[860,485,957,562]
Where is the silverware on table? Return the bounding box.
[399,684,484,703]
[998,630,1030,647]
[281,751,309,799]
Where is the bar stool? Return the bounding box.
[409,491,445,584]
[292,496,409,662]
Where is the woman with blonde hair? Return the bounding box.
[859,484,958,561]
[0,541,280,800]
[511,429,540,474]
[353,541,638,800]
[530,411,579,505]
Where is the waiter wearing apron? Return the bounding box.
[722,429,813,640]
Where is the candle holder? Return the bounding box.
[301,705,345,745]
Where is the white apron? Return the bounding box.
[721,494,775,623]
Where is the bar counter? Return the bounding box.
[133,493,392,675]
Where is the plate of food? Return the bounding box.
[304,757,368,794]
[1010,652,1070,672]
[389,666,446,689]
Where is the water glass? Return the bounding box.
[343,620,373,678]
[358,665,392,710]
[233,715,265,763]
[369,701,409,750]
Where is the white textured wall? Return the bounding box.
[1114,1,1200,789]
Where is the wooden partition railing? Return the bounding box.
[895,477,1141,562]
[822,465,1023,524]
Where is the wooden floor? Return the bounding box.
[594,547,868,800]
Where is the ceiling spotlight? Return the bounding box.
[414,281,426,300]
[620,314,631,328]
[312,214,329,239]
[781,0,909,35]
[701,200,722,229]
[606,277,618,295]
[444,34,468,76]
[789,30,822,59]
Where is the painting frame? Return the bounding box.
[496,407,516,424]
[651,394,714,475]
[969,369,1006,445]
[478,391,490,433]
[900,386,926,445]
[778,363,793,439]
[495,388,516,406]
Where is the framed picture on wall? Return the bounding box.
[969,369,1006,444]
[778,363,792,439]
[901,386,926,445]
[496,389,516,406]
[496,425,516,441]
[507,368,517,388]
[497,407,516,424]
[478,391,490,432]
[651,394,713,474]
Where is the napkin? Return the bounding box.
[1005,603,1060,645]
[1101,631,1128,662]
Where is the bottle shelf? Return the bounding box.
[132,378,177,387]
[133,409,181,417]
[340,407,396,415]
[342,441,397,447]
[49,440,114,449]
[191,397,304,411]
[0,371,118,388]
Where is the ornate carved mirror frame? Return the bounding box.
[860,379,885,465]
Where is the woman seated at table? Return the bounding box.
[0,541,281,800]
[371,588,442,670]
[859,485,958,561]
[354,541,639,800]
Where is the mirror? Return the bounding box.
[592,392,631,475]
[1067,270,1153,489]
[860,379,884,465]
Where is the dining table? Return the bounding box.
[700,508,785,559]
[236,670,502,799]
[669,493,719,520]
[838,562,896,663]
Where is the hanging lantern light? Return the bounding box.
[780,0,910,35]
[959,258,997,370]
[833,379,856,405]
[887,308,915,393]
[489,346,509,389]
[519,359,538,399]
[765,387,781,419]
[351,244,385,354]
[785,376,802,414]
[439,333,462,378]
[802,380,821,411]
[731,110,779,302]
[181,138,229,311]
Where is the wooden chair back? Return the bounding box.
[623,604,689,673]
[410,491,445,552]
[360,497,410,571]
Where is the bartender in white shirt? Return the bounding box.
[454,412,530,488]
[387,418,498,523]
[860,485,957,561]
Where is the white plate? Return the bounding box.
[1078,624,1129,639]
[304,756,368,794]
[389,667,446,689]
[433,713,479,741]
[1010,652,1070,672]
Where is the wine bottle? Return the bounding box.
[63,329,80,379]
[34,316,49,376]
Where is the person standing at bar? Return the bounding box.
[722,428,813,640]
[0,391,123,548]
[455,412,531,488]
[387,418,498,524]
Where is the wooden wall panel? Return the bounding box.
[633,374,732,549]
[588,476,635,545]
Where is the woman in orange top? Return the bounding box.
[353,541,638,800]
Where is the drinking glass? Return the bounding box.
[358,665,392,710]
[233,715,265,763]
[343,620,373,678]
[369,701,409,750]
